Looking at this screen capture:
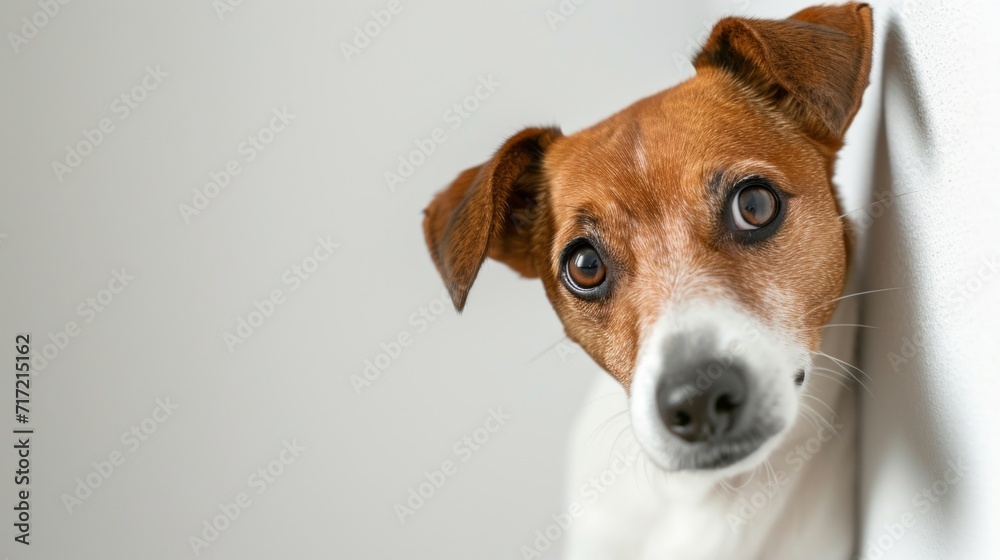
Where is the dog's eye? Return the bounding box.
[564,243,606,292]
[731,183,779,230]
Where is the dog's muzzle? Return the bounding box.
[629,301,803,472]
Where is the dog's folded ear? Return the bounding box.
[695,2,873,147]
[423,127,562,311]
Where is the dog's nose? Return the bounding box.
[656,363,747,442]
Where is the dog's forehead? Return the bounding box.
[544,82,737,226]
[544,77,825,225]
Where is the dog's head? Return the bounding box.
[423,3,872,472]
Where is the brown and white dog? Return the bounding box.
[423,3,873,558]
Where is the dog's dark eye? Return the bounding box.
[564,243,606,292]
[731,183,779,230]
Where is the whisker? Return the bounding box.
[582,392,624,406]
[814,350,875,384]
[817,323,881,330]
[646,454,662,494]
[808,370,852,391]
[812,365,876,397]
[636,448,649,491]
[764,458,779,492]
[799,401,837,434]
[718,470,748,496]
[801,394,837,419]
[629,443,649,495]
[801,399,844,440]
[607,423,635,471]
[586,410,629,444]
[795,406,821,432]
[636,446,659,494]
[803,287,902,320]
[725,469,757,494]
[798,400,829,427]
[717,478,738,495]
[826,287,901,305]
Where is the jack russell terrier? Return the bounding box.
[423,3,873,558]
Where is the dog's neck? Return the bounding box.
[562,298,858,560]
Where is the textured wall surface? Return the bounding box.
[0,1,996,559]
[858,1,1000,559]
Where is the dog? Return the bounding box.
[423,3,873,558]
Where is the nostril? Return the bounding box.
[672,410,692,428]
[709,389,743,435]
[657,383,704,442]
[714,393,739,414]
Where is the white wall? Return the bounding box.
[858,1,1000,559]
[0,1,996,558]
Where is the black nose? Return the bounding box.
[656,363,748,443]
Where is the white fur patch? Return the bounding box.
[629,298,808,474]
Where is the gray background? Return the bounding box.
[1,1,998,559]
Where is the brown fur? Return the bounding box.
[423,3,873,388]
